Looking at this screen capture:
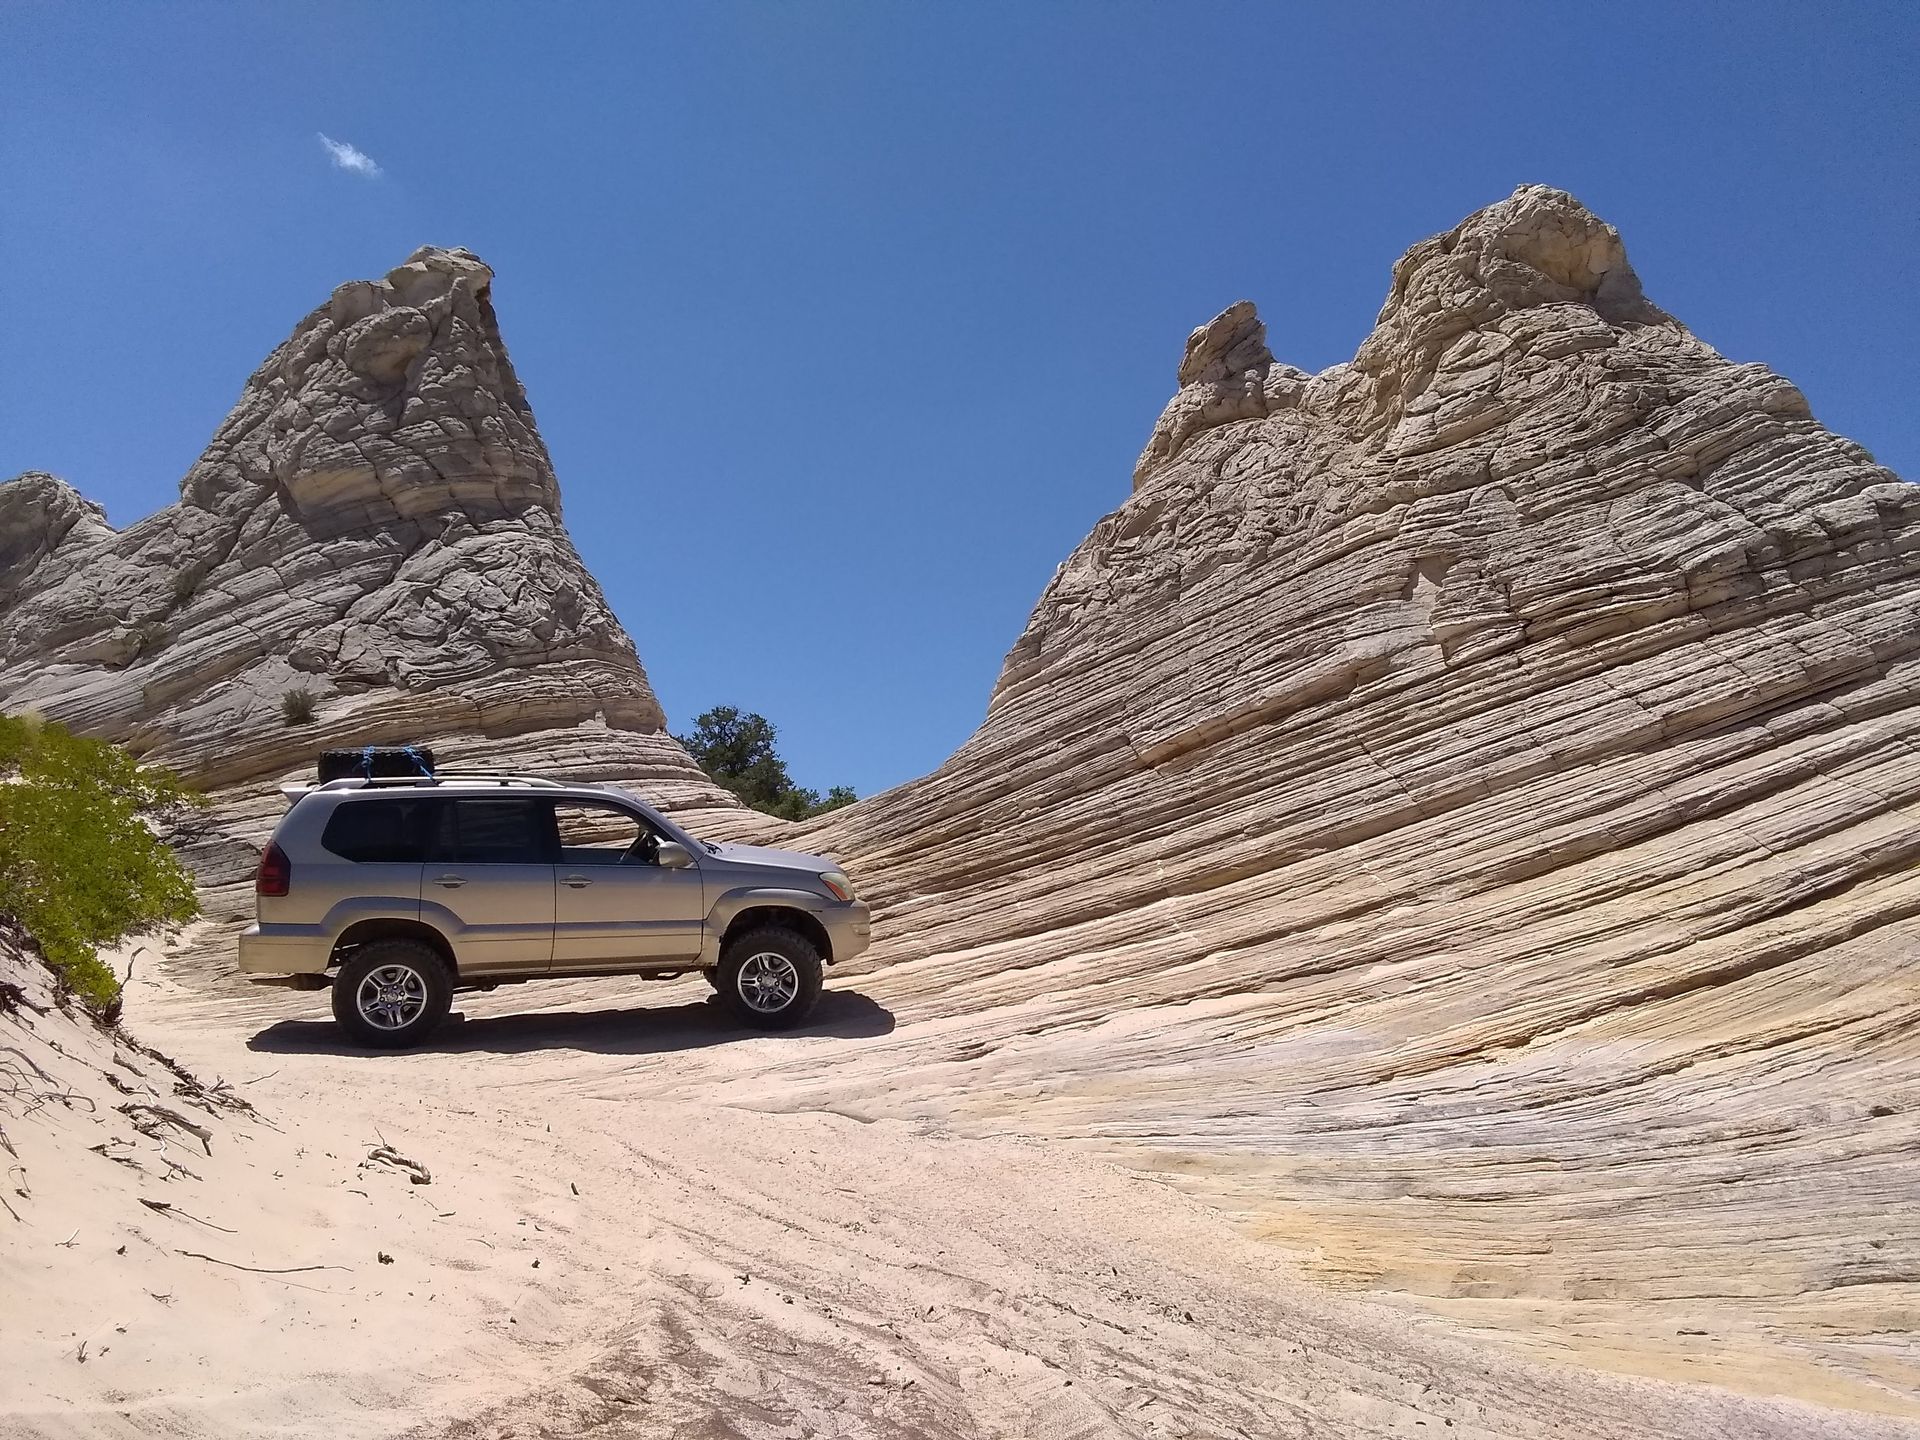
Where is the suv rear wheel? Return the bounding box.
[716,927,823,1029]
[332,940,452,1048]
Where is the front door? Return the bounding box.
[549,800,706,969]
[424,797,556,975]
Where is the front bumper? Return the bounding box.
[821,901,873,964]
[237,924,331,975]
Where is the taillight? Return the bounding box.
[255,842,291,897]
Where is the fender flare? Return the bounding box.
[701,887,838,967]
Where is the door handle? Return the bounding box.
[561,875,593,889]
[433,875,468,888]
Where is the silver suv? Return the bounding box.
[238,773,870,1047]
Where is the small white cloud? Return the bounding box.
[318,133,383,178]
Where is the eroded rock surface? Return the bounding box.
[763,185,1920,1407]
[8,192,1917,1422]
[0,248,769,891]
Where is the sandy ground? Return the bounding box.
[1,929,1913,1440]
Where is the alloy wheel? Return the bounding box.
[736,952,800,1014]
[356,963,429,1030]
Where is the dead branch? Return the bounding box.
[118,1103,212,1155]
[138,1197,236,1233]
[110,1031,200,1093]
[0,1045,55,1085]
[172,1074,255,1117]
[37,1090,95,1113]
[366,1145,432,1185]
[175,1249,348,1276]
[0,980,48,1017]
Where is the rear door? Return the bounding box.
[549,799,706,968]
[424,797,556,975]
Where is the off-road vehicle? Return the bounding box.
[238,771,870,1047]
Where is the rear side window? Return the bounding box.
[320,798,438,864]
[434,799,551,865]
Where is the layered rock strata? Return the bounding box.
[11,192,1917,1414]
[0,248,770,895]
[743,186,1920,1405]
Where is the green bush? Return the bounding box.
[280,687,316,725]
[0,715,201,1017]
[674,705,858,820]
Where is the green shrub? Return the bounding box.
[0,715,202,1017]
[280,687,316,725]
[674,705,858,820]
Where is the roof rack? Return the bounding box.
[307,772,571,793]
[433,771,570,788]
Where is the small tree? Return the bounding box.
[675,706,857,820]
[0,715,201,1017]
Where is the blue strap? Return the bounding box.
[353,745,430,780]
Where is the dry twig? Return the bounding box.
[0,1045,56,1085]
[138,1197,236,1233]
[175,1249,348,1276]
[366,1145,432,1185]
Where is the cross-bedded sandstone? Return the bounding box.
[785,185,1920,1404]
[0,247,771,891]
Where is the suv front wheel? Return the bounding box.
[332,940,453,1048]
[716,927,823,1029]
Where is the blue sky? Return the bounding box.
[4,4,1916,798]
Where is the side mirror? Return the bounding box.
[655,840,694,870]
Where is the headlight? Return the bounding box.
[820,870,856,902]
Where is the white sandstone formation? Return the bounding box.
[5,190,1916,1419]
[0,247,772,890]
[779,185,1920,1402]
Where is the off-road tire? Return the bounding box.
[331,940,453,1049]
[716,926,823,1029]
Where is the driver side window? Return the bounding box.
[551,802,656,867]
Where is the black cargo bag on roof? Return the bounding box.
[318,746,437,784]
